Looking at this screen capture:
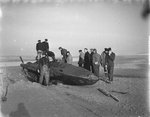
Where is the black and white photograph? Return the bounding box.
[0,0,149,117]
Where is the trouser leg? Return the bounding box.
[109,67,114,81]
[39,72,44,85]
[63,56,67,63]
[108,66,114,81]
[45,69,50,86]
[84,63,86,69]
[104,65,108,77]
[91,64,94,73]
[62,57,66,63]
[107,66,110,81]
[104,65,107,72]
[39,52,42,59]
[93,64,96,75]
[84,63,90,71]
[88,64,90,71]
[93,64,100,77]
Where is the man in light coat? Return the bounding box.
[66,51,73,64]
[78,50,84,67]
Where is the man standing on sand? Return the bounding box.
[59,47,68,63]
[39,54,50,86]
[42,39,49,53]
[107,48,115,82]
[101,48,109,77]
[78,50,84,67]
[36,40,43,60]
[90,48,94,73]
[92,49,101,77]
[84,48,90,71]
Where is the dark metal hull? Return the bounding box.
[20,61,99,85]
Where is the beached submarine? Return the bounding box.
[20,57,99,86]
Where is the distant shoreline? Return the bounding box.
[0,55,148,78]
[0,54,148,62]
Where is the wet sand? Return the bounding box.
[0,65,149,117]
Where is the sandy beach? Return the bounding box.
[0,55,149,117]
[0,0,149,116]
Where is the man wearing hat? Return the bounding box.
[107,48,115,82]
[92,49,101,77]
[36,40,43,60]
[59,47,68,63]
[42,39,49,53]
[78,50,84,67]
[39,53,50,86]
[84,48,90,71]
[90,48,94,73]
[100,48,109,76]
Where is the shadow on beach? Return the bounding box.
[9,103,31,117]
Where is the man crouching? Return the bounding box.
[39,54,50,86]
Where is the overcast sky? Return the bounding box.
[0,1,148,57]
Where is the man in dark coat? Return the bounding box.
[84,48,90,71]
[36,40,43,60]
[47,51,56,61]
[90,49,94,73]
[100,48,109,77]
[59,47,67,63]
[39,54,50,86]
[107,48,115,82]
[42,39,49,52]
[36,40,42,51]
[92,49,101,77]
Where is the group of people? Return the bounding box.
[78,48,115,82]
[35,39,115,85]
[58,47,73,64]
[36,39,51,86]
[36,40,73,86]
[36,39,49,60]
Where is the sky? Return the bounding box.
[0,0,148,57]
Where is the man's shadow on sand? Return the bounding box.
[9,103,31,117]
